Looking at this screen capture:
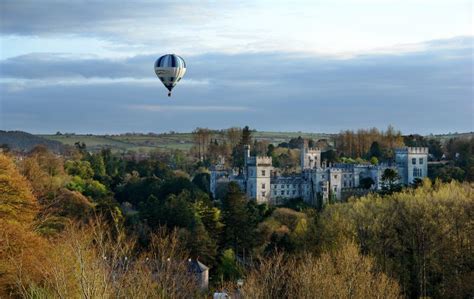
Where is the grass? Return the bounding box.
[39,131,332,153]
[39,131,472,153]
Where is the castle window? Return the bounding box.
[273,191,277,195]
[412,158,416,165]
[262,170,266,176]
[292,190,296,195]
[286,190,289,195]
[281,190,284,195]
[262,191,266,197]
[344,181,347,187]
[286,184,289,188]
[334,175,338,179]
[262,183,266,189]
[419,158,423,164]
[413,168,420,177]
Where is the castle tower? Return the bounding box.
[300,139,321,171]
[245,145,272,204]
[395,147,428,185]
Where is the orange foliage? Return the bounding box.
[0,154,38,225]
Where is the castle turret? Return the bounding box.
[244,144,251,166]
[300,139,321,171]
[395,147,428,185]
[244,145,272,203]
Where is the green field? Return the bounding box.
[39,131,472,153]
[39,131,334,152]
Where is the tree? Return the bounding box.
[292,243,401,298]
[359,177,375,189]
[225,127,242,148]
[185,217,217,266]
[232,126,254,170]
[88,153,106,179]
[216,249,243,283]
[221,183,255,254]
[427,139,443,161]
[381,168,401,193]
[0,154,39,224]
[192,172,211,194]
[321,149,338,164]
[241,126,252,146]
[64,160,94,179]
[370,156,379,165]
[192,128,212,161]
[369,141,382,159]
[241,244,401,299]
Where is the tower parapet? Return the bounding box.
[300,139,321,170]
[395,146,428,185]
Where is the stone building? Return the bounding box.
[395,147,429,185]
[210,141,428,205]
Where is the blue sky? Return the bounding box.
[0,0,472,134]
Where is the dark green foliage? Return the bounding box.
[368,141,382,159]
[404,135,443,161]
[267,144,275,156]
[116,176,162,205]
[321,149,338,164]
[125,159,173,179]
[216,249,243,282]
[192,172,211,194]
[429,163,465,182]
[221,183,258,253]
[241,126,252,146]
[381,168,401,194]
[359,177,375,189]
[88,153,106,178]
[281,197,312,211]
[232,126,254,170]
[185,217,217,266]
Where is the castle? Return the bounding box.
[210,141,428,205]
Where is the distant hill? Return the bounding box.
[0,131,64,153]
[3,130,470,154]
[38,131,334,153]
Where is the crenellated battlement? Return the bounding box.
[256,156,272,165]
[407,147,429,154]
[395,147,429,154]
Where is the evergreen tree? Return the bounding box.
[221,183,255,254]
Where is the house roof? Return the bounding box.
[188,259,209,273]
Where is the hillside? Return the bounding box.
[39,131,334,152]
[2,130,471,154]
[0,130,64,153]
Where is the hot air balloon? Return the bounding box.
[154,54,186,97]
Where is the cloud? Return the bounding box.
[129,104,253,112]
[0,37,472,134]
[1,1,472,56]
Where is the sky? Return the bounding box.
[0,0,473,135]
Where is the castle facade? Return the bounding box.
[210,141,428,205]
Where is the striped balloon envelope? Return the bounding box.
[154,54,186,97]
